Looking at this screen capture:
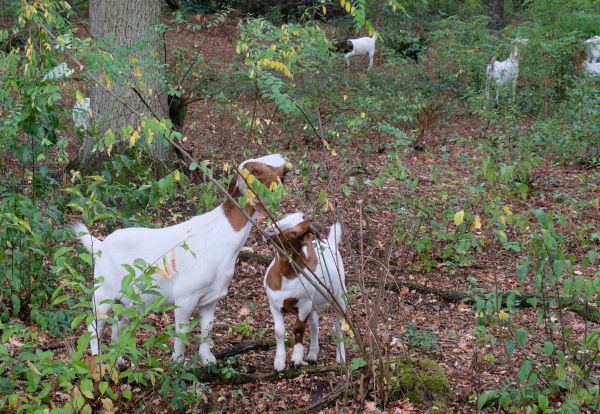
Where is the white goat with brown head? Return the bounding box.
[72,154,290,364]
[263,213,346,371]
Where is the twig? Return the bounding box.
[306,381,349,413]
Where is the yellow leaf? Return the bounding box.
[223,162,230,172]
[499,310,509,320]
[285,161,293,171]
[360,112,366,118]
[96,311,109,320]
[171,250,177,272]
[499,215,505,224]
[472,215,482,230]
[345,2,351,12]
[133,67,142,78]
[270,44,276,50]
[503,205,513,215]
[25,360,41,376]
[269,181,279,191]
[101,398,114,412]
[322,5,326,14]
[454,210,465,226]
[129,130,139,147]
[264,118,271,125]
[173,170,181,182]
[76,90,85,105]
[343,95,348,101]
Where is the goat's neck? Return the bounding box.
[222,185,258,233]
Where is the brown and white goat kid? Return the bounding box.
[72,154,290,364]
[263,213,346,371]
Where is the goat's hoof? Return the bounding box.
[201,354,217,366]
[293,359,308,368]
[305,351,319,363]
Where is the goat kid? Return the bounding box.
[337,33,377,70]
[72,154,290,364]
[263,213,346,372]
[486,45,521,104]
[72,97,91,131]
[585,36,600,63]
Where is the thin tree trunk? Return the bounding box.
[487,0,505,30]
[81,0,174,172]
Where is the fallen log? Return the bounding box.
[235,251,600,324]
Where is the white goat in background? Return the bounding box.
[73,154,290,364]
[583,60,600,76]
[485,39,527,104]
[263,213,346,371]
[337,33,377,71]
[585,36,600,63]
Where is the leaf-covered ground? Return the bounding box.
[23,14,599,413]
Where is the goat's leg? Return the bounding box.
[512,77,517,97]
[368,51,374,70]
[111,316,128,366]
[270,304,287,372]
[305,311,320,362]
[344,51,355,68]
[172,302,195,362]
[291,309,310,368]
[334,302,347,364]
[198,302,218,365]
[88,299,111,356]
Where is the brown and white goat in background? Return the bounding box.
[263,213,346,371]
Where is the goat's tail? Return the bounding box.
[327,222,343,247]
[71,222,102,254]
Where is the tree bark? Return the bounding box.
[487,0,505,30]
[81,0,174,172]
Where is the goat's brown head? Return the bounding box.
[264,213,319,290]
[265,213,320,258]
[231,153,291,197]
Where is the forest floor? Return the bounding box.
[39,14,599,414]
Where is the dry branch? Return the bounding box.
[235,251,600,324]
[191,364,345,385]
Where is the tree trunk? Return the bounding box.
[81,0,174,172]
[487,0,505,30]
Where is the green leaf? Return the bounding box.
[515,328,528,348]
[82,404,92,414]
[80,378,94,399]
[518,359,532,384]
[543,341,554,358]
[538,394,549,411]
[350,357,368,370]
[70,313,87,330]
[99,381,109,395]
[505,340,515,358]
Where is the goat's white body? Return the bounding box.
[264,219,346,371]
[345,34,377,70]
[585,36,600,63]
[73,154,287,364]
[485,47,520,104]
[72,98,91,131]
[583,60,600,75]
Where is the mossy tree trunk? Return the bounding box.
[80,0,174,172]
[487,0,505,30]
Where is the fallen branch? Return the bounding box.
[306,381,349,413]
[214,340,276,359]
[190,364,345,385]
[234,252,600,324]
[370,278,600,324]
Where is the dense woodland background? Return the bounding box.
[0,0,599,412]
